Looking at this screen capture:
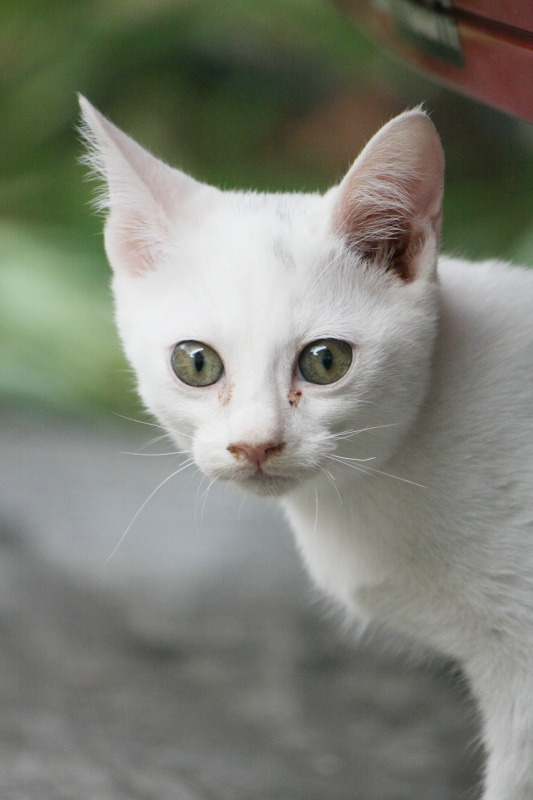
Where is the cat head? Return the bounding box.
[79,96,444,496]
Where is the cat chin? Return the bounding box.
[229,473,302,498]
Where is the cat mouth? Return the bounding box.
[236,468,300,497]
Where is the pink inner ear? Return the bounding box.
[105,211,168,277]
[332,112,444,282]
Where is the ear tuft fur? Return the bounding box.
[78,94,170,216]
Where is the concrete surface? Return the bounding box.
[0,408,481,799]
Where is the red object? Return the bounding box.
[336,0,533,123]
[452,2,533,32]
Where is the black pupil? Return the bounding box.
[193,350,205,372]
[320,347,333,371]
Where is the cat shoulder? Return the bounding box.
[438,253,533,289]
[437,254,533,317]
[433,254,533,392]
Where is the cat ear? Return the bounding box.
[331,109,444,282]
[78,95,212,276]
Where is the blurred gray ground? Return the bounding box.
[0,409,481,799]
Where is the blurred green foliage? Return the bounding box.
[1,0,532,415]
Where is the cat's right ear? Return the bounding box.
[78,95,214,276]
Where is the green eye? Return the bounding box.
[298,339,352,385]
[171,341,224,387]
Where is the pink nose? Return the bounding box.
[227,441,285,468]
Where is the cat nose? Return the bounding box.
[227,441,286,468]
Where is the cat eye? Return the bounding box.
[298,339,352,385]
[171,341,224,387]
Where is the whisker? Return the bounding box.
[313,487,319,537]
[113,412,166,430]
[359,464,427,488]
[325,455,427,488]
[200,478,218,524]
[323,423,400,442]
[319,465,337,481]
[296,238,334,305]
[122,450,189,457]
[318,464,343,503]
[139,433,176,450]
[301,253,342,301]
[297,243,346,306]
[102,457,195,566]
[327,454,376,464]
[237,493,248,520]
[195,473,209,526]
[113,412,193,441]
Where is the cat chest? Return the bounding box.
[283,490,475,654]
[283,491,416,611]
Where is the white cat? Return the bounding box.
[79,95,533,800]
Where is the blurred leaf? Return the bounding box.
[0,221,129,412]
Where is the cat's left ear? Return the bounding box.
[331,109,444,283]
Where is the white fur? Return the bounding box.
[79,95,533,798]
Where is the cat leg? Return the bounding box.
[476,667,533,800]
